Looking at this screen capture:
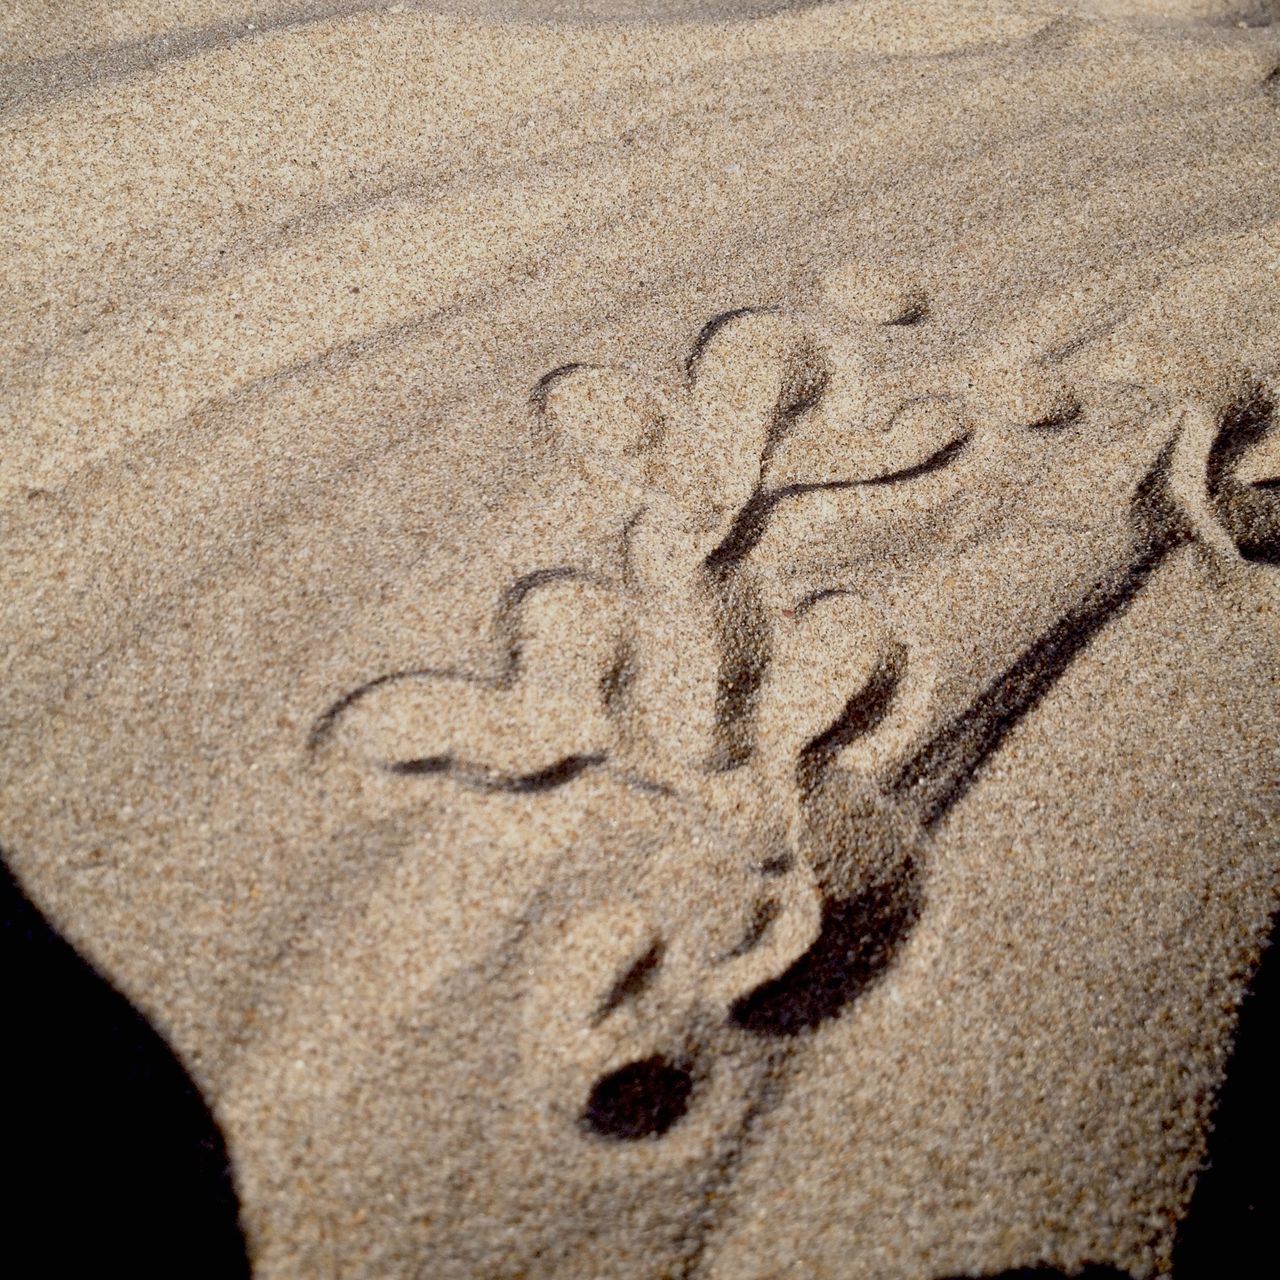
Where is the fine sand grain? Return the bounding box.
[2,1,1279,1276]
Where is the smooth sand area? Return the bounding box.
[2,1,1279,1276]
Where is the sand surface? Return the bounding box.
[3,1,1279,1276]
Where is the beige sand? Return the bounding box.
[2,0,1279,1275]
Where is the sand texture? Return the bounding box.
[2,0,1280,1276]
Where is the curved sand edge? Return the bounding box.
[2,1,1278,1276]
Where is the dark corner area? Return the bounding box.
[1172,903,1280,1276]
[1,854,249,1278]
[937,909,1280,1280]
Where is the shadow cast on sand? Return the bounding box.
[0,856,248,1279]
[8,316,1276,1275]
[938,1267,1133,1279]
[1172,900,1280,1277]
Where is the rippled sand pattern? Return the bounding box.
[2,1,1279,1277]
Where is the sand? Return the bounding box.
[2,0,1279,1276]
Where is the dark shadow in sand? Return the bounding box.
[0,0,828,119]
[730,871,921,1035]
[1172,904,1280,1277]
[731,448,1187,1040]
[0,854,249,1280]
[937,1267,1133,1279]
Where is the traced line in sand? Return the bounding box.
[886,440,1189,830]
[305,565,594,752]
[530,362,597,416]
[490,566,594,685]
[593,938,668,1025]
[684,306,784,379]
[796,641,907,787]
[728,869,922,1036]
[1206,378,1280,565]
[304,663,464,752]
[888,546,1166,829]
[721,898,782,962]
[599,632,638,717]
[699,426,968,773]
[384,750,607,791]
[703,433,975,569]
[704,566,773,774]
[1027,396,1084,430]
[305,312,1276,1241]
[882,295,930,326]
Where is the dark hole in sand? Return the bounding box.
[594,939,667,1024]
[582,1055,694,1140]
